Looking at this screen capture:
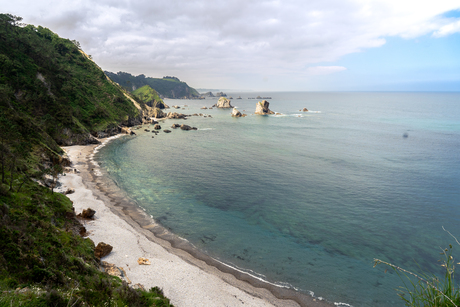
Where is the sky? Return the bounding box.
[3,0,460,91]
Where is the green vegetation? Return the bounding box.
[0,13,173,306]
[105,71,199,99]
[0,13,144,146]
[375,234,460,306]
[133,85,167,109]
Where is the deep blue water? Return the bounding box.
[96,92,460,306]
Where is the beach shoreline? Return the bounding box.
[60,134,331,307]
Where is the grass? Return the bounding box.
[374,229,460,306]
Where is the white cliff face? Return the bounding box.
[255,100,274,115]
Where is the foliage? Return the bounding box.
[375,232,460,306]
[0,13,142,145]
[0,13,173,306]
[133,85,167,109]
[105,71,199,99]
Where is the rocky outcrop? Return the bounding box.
[95,242,113,259]
[231,108,246,117]
[102,261,131,284]
[152,108,167,118]
[167,112,187,119]
[255,100,275,115]
[78,208,96,219]
[180,124,197,131]
[213,97,233,108]
[171,123,181,129]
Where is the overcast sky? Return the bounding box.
[4,0,460,91]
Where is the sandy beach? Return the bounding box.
[59,136,330,307]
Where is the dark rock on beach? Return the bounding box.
[95,242,113,259]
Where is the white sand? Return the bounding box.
[59,142,302,307]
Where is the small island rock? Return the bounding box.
[231,108,246,117]
[213,97,233,108]
[255,100,275,115]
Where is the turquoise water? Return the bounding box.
[96,92,460,306]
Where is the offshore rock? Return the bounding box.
[255,100,275,115]
[171,124,180,129]
[213,97,233,108]
[180,124,197,131]
[163,129,172,133]
[95,242,113,259]
[302,108,309,112]
[167,112,187,119]
[154,124,162,130]
[231,108,246,117]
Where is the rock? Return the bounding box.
[255,100,275,115]
[302,108,309,112]
[275,112,282,116]
[180,124,192,130]
[144,129,150,132]
[171,124,180,129]
[78,208,96,219]
[130,131,136,135]
[231,108,246,117]
[167,112,187,119]
[137,257,151,265]
[154,124,161,130]
[101,261,131,284]
[79,225,87,236]
[95,242,113,259]
[173,105,180,109]
[213,97,233,108]
[163,129,172,133]
[64,188,75,195]
[132,283,146,291]
[201,106,208,109]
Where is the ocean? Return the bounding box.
[95,92,460,306]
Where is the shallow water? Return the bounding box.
[96,92,460,306]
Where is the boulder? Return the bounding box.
[163,129,172,133]
[231,108,246,117]
[167,112,187,119]
[64,188,75,195]
[213,97,233,108]
[102,261,131,284]
[95,242,113,259]
[154,124,161,130]
[180,124,197,131]
[255,100,275,115]
[201,106,208,109]
[302,108,309,112]
[171,124,180,129]
[137,257,151,265]
[78,208,96,219]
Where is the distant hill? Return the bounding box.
[105,71,199,99]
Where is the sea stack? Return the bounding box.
[214,97,233,108]
[255,100,275,115]
[231,108,246,117]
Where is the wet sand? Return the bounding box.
[60,136,331,307]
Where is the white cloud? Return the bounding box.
[3,0,460,89]
[306,66,347,75]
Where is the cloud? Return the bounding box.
[306,66,347,75]
[3,0,460,89]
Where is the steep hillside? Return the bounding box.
[0,14,173,306]
[0,14,145,147]
[133,85,168,109]
[105,71,199,99]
